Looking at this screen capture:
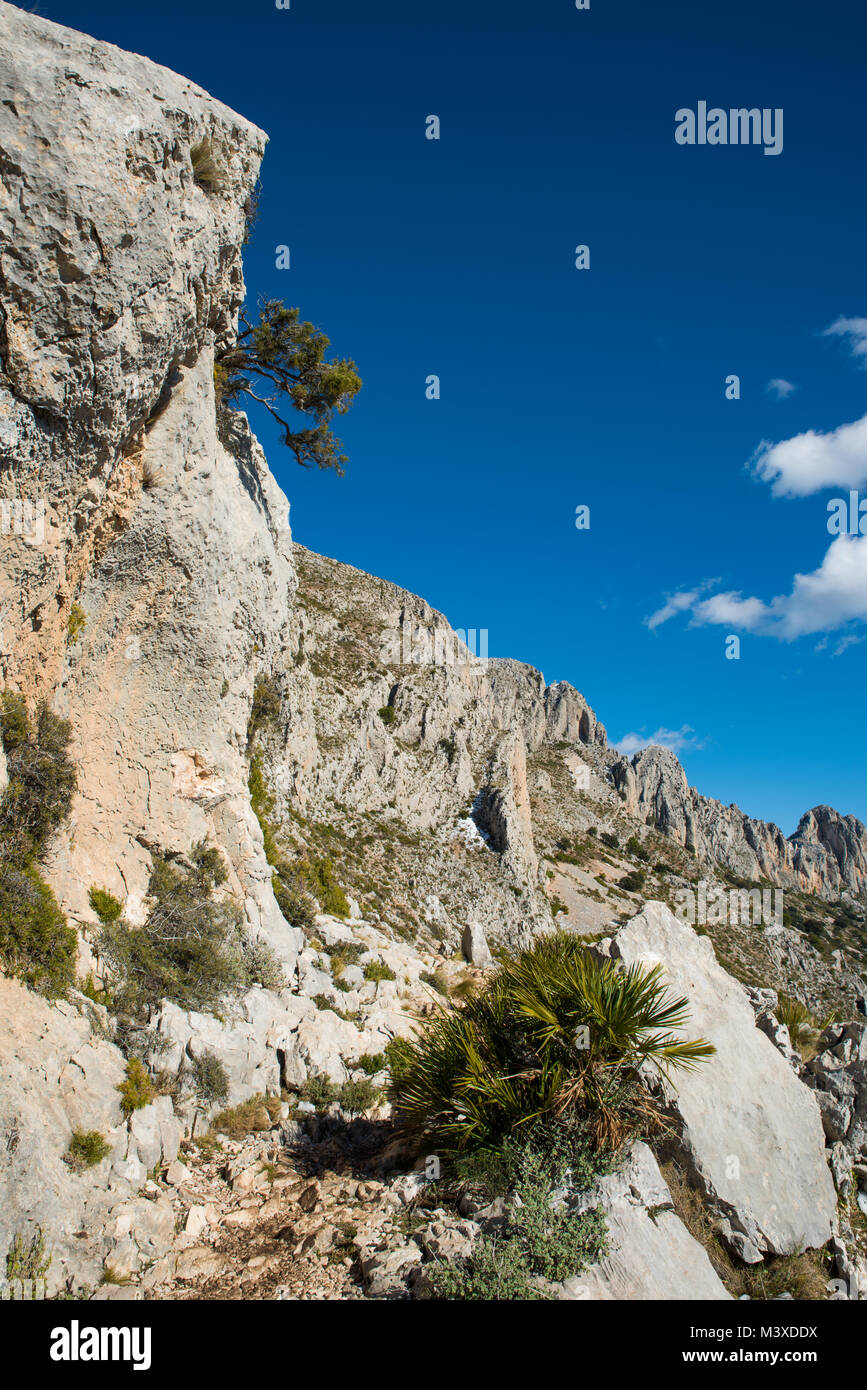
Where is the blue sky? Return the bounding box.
[46,0,867,834]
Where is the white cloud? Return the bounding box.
[824,315,867,365]
[646,580,719,630]
[691,592,770,629]
[831,633,864,657]
[766,378,798,399]
[614,725,704,757]
[683,534,867,640]
[751,411,867,497]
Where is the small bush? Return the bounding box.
[88,886,122,924]
[191,1050,230,1108]
[625,836,650,862]
[273,872,317,931]
[0,696,77,857]
[0,694,77,997]
[0,861,77,997]
[421,969,450,996]
[65,1129,111,1171]
[66,602,86,647]
[190,841,228,887]
[600,832,619,850]
[775,994,821,1055]
[618,871,646,894]
[425,1132,608,1300]
[212,1093,281,1138]
[337,1078,379,1116]
[118,1058,155,1115]
[79,971,111,1007]
[247,674,281,746]
[298,856,350,918]
[99,849,277,1016]
[389,931,713,1155]
[190,137,225,192]
[356,1052,386,1075]
[6,1228,51,1283]
[325,939,365,975]
[364,959,396,983]
[299,1074,338,1110]
[378,705,396,726]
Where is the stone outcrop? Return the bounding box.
[558,1142,730,1301]
[0,975,180,1293]
[803,1022,867,1159]
[0,0,297,967]
[611,745,867,900]
[602,903,838,1257]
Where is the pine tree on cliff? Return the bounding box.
[214,300,361,474]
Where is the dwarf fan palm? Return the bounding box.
[388,931,713,1154]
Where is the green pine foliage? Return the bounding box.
[215,299,361,474]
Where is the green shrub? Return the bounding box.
[191,1050,230,1107]
[0,861,76,997]
[364,959,396,983]
[356,1052,386,1075]
[0,696,77,856]
[325,939,365,975]
[625,836,650,862]
[118,1058,155,1115]
[66,602,86,646]
[0,695,77,997]
[6,1228,51,1283]
[298,856,350,918]
[79,971,111,1007]
[273,872,317,931]
[249,753,279,864]
[388,931,713,1156]
[299,1074,338,1110]
[248,753,348,926]
[378,705,396,725]
[247,674,281,746]
[212,1093,281,1138]
[88,886,122,924]
[337,1077,379,1116]
[618,871,646,894]
[65,1129,111,1171]
[0,692,28,750]
[600,832,619,850]
[99,849,281,1016]
[420,969,450,996]
[425,1131,608,1300]
[774,994,823,1056]
[190,841,228,887]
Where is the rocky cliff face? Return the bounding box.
[610,746,867,901]
[0,1,295,966]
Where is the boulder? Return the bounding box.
[461,921,492,968]
[0,976,136,1291]
[802,1021,867,1157]
[559,1143,730,1300]
[604,902,837,1256]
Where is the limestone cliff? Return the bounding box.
[0,1,296,968]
